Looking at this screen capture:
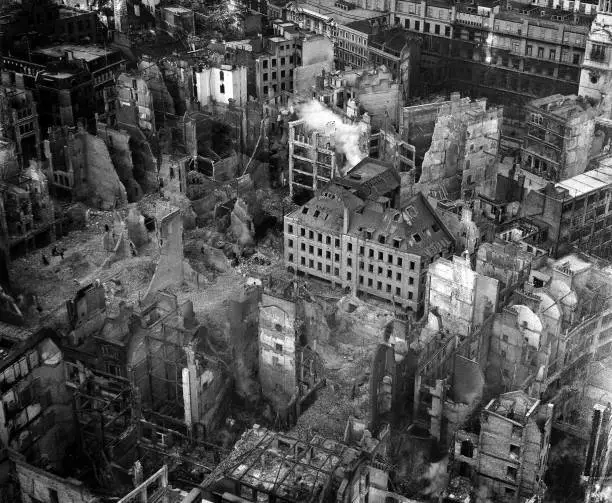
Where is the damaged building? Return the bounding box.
[414,94,502,204]
[452,391,553,503]
[258,288,325,425]
[284,182,454,314]
[288,104,372,196]
[519,94,597,190]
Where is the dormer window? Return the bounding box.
[366,230,373,239]
[313,210,320,218]
[378,235,386,244]
[393,238,401,248]
[413,233,422,243]
[302,207,309,214]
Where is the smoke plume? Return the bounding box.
[421,456,449,498]
[297,100,367,174]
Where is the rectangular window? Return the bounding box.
[369,249,374,258]
[410,261,415,270]
[387,254,393,264]
[326,264,331,273]
[263,60,268,68]
[281,57,286,65]
[326,251,331,259]
[288,239,293,248]
[326,236,331,245]
[537,47,544,58]
[397,257,403,266]
[334,267,339,276]
[368,264,374,273]
[434,24,440,34]
[396,287,401,295]
[272,71,277,79]
[309,231,314,239]
[309,259,314,268]
[288,224,293,234]
[506,467,517,480]
[263,72,268,81]
[409,277,414,285]
[549,49,556,60]
[348,243,353,252]
[445,26,450,37]
[592,43,607,61]
[415,20,420,31]
[387,270,392,278]
[301,243,306,251]
[424,22,430,32]
[408,292,413,299]
[272,58,277,66]
[317,233,322,242]
[281,70,286,78]
[386,284,392,293]
[377,281,382,290]
[378,252,383,260]
[317,248,322,257]
[347,272,352,281]
[359,246,364,255]
[288,253,294,262]
[397,272,402,281]
[347,258,352,267]
[368,278,373,287]
[263,86,268,95]
[335,253,340,262]
[335,238,340,247]
[309,245,314,254]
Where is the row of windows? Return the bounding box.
[263,81,292,95]
[288,236,417,269]
[287,225,422,267]
[262,56,292,69]
[263,69,293,81]
[287,254,414,299]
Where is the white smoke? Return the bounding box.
[297,100,367,175]
[421,456,450,498]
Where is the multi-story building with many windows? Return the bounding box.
[519,94,597,188]
[283,182,454,313]
[390,0,596,120]
[520,162,612,259]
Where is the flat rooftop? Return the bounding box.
[34,44,116,62]
[529,94,591,118]
[289,0,387,25]
[555,165,612,198]
[163,6,194,14]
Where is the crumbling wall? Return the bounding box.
[13,456,100,503]
[416,110,464,199]
[335,295,395,348]
[259,293,297,405]
[228,283,262,404]
[96,125,143,202]
[294,36,334,95]
[72,129,128,210]
[143,209,184,304]
[138,60,176,123]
